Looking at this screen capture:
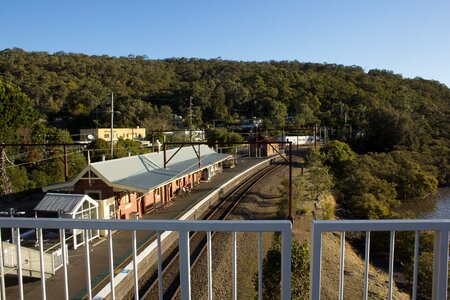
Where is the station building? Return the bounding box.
[34,193,100,249]
[248,135,281,157]
[79,127,146,142]
[43,145,231,222]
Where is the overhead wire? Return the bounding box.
[5,148,84,169]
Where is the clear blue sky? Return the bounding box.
[1,0,449,86]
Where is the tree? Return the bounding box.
[339,168,398,219]
[0,49,448,190]
[259,235,309,299]
[114,138,147,158]
[0,80,36,142]
[87,139,110,161]
[206,128,243,152]
[320,140,355,168]
[261,99,287,127]
[362,107,418,152]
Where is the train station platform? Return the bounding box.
[8,157,274,299]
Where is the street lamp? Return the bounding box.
[110,92,114,158]
[189,96,193,142]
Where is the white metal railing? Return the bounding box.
[0,218,291,300]
[310,219,450,300]
[0,241,64,277]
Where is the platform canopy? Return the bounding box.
[34,193,98,215]
[43,145,231,194]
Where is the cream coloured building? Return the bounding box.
[80,127,146,141]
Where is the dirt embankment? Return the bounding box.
[230,156,409,299]
[296,197,409,299]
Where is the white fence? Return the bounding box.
[1,241,64,279]
[310,220,450,300]
[0,218,292,300]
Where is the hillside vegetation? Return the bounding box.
[0,48,449,194]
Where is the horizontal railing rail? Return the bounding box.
[0,218,291,300]
[310,219,450,300]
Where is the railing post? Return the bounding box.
[84,230,92,299]
[258,232,263,300]
[108,230,115,300]
[338,231,345,300]
[179,230,191,300]
[232,232,237,300]
[412,231,419,300]
[157,232,163,300]
[363,231,370,300]
[310,223,322,300]
[388,231,395,300]
[207,231,213,300]
[432,229,449,300]
[60,228,69,300]
[15,227,23,300]
[132,229,139,300]
[0,230,6,300]
[38,228,46,300]
[281,227,291,300]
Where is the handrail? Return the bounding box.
[1,218,292,300]
[310,219,450,300]
[0,218,291,232]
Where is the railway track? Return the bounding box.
[139,162,281,300]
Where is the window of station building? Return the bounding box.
[108,203,117,219]
[122,192,130,204]
[104,134,110,139]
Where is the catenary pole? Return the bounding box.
[110,92,114,158]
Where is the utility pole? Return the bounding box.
[289,142,292,222]
[189,96,193,142]
[110,92,114,158]
[0,146,11,196]
[314,125,317,148]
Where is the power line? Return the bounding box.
[5,149,82,169]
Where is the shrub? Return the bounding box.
[258,235,309,299]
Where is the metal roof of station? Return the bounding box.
[34,193,98,215]
[43,145,231,193]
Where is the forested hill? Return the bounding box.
[0,48,449,152]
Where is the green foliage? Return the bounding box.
[339,168,398,219]
[0,80,37,142]
[361,107,419,152]
[7,166,32,192]
[206,128,243,153]
[415,251,433,297]
[0,49,448,195]
[336,150,439,219]
[87,139,110,162]
[0,106,87,194]
[87,138,146,161]
[287,160,334,217]
[394,231,434,297]
[320,195,335,220]
[114,138,147,158]
[306,164,334,200]
[320,140,355,168]
[304,147,323,168]
[258,235,309,299]
[1,49,448,155]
